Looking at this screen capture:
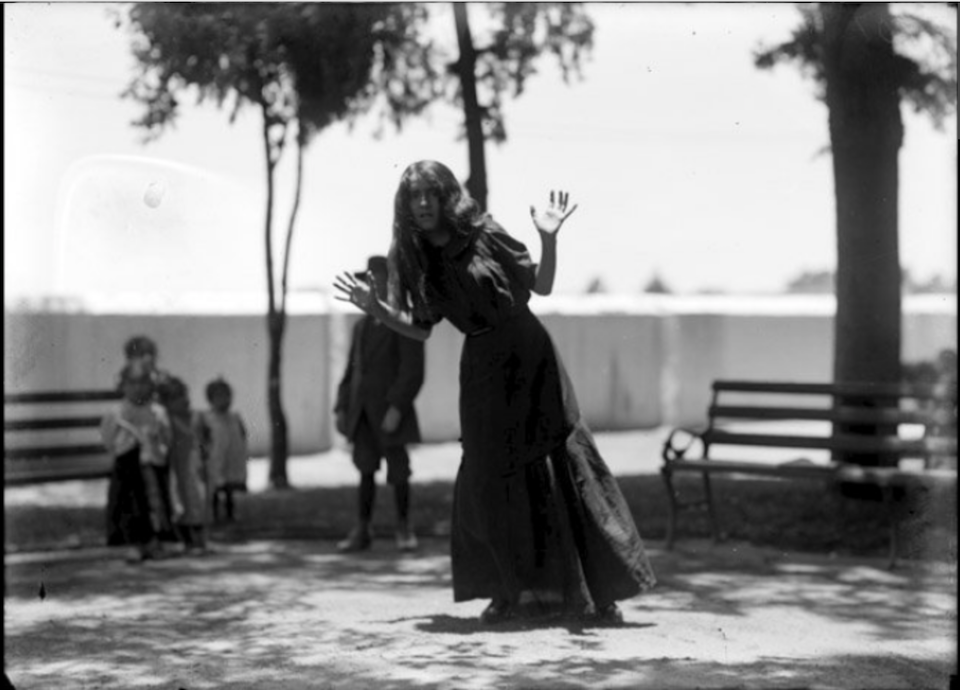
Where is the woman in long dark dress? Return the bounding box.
[335,160,655,623]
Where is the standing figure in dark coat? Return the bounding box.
[335,255,426,553]
[334,161,655,625]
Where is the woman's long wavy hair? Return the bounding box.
[387,161,485,318]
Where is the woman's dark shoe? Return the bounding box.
[480,600,515,624]
[594,603,624,625]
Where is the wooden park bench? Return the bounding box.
[660,380,957,568]
[4,389,122,485]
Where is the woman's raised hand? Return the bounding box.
[333,271,377,314]
[530,190,578,236]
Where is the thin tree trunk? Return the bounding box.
[264,129,307,491]
[267,311,289,488]
[453,2,487,211]
[261,106,290,489]
[280,130,305,316]
[822,3,903,470]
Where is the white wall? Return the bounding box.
[4,308,329,456]
[4,294,956,455]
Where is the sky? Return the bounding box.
[4,2,957,304]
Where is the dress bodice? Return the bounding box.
[421,218,537,335]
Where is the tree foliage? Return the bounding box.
[643,274,672,295]
[583,276,608,294]
[784,269,835,294]
[753,3,956,468]
[119,3,435,486]
[785,268,957,295]
[754,3,957,129]
[444,3,594,208]
[451,3,594,143]
[121,3,435,145]
[753,3,957,383]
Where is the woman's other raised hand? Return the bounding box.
[530,190,578,236]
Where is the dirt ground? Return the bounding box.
[4,535,956,690]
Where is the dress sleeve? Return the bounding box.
[412,303,443,331]
[485,221,537,291]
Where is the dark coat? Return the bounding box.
[335,315,425,447]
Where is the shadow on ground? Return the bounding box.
[4,538,956,689]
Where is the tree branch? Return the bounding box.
[261,101,278,317]
[280,123,305,318]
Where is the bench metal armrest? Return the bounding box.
[662,427,707,463]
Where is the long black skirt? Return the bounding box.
[106,448,176,546]
[450,307,655,613]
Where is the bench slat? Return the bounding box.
[702,430,957,456]
[665,459,957,487]
[4,465,112,485]
[4,416,103,432]
[5,444,109,460]
[665,459,836,479]
[709,405,953,426]
[836,465,959,488]
[3,389,121,484]
[712,380,953,400]
[4,390,121,404]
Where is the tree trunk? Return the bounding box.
[267,309,289,488]
[453,2,488,211]
[265,131,307,491]
[822,3,904,471]
[261,107,290,489]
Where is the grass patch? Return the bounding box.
[5,474,956,561]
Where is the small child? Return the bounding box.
[159,376,209,552]
[101,362,174,562]
[114,334,180,544]
[119,335,176,400]
[198,377,249,523]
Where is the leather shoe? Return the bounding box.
[479,600,515,624]
[395,524,419,552]
[337,525,373,553]
[594,603,624,625]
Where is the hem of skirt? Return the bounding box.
[453,589,500,604]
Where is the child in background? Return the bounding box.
[115,334,180,543]
[159,376,209,552]
[334,255,425,553]
[101,362,174,562]
[198,377,249,523]
[120,335,176,401]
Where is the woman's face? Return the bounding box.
[408,180,440,232]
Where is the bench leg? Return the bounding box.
[701,472,722,544]
[660,468,679,550]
